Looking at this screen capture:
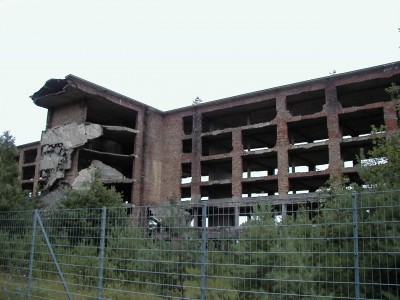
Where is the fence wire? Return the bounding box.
[0,190,399,299]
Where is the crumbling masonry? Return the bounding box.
[17,61,400,226]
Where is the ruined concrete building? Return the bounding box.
[17,61,400,226]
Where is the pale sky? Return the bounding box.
[0,0,399,145]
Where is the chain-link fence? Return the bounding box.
[0,190,399,299]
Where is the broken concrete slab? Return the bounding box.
[71,160,132,190]
[40,122,103,189]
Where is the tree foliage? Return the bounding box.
[59,175,123,209]
[358,128,400,190]
[356,83,400,190]
[0,131,29,211]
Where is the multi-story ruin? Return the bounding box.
[17,61,400,226]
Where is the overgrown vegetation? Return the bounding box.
[0,131,33,211]
[59,174,123,209]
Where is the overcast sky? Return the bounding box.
[0,0,399,145]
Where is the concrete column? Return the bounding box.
[232,129,243,199]
[383,100,399,132]
[281,203,287,217]
[33,147,41,194]
[18,150,24,181]
[325,82,343,177]
[276,95,290,195]
[191,107,202,202]
[132,108,146,205]
[234,205,240,227]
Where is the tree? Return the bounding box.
[0,131,29,211]
[356,83,400,190]
[357,129,400,190]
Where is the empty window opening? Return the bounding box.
[207,206,235,227]
[183,115,193,135]
[289,175,330,194]
[339,108,385,138]
[201,159,232,182]
[285,203,300,219]
[345,172,363,186]
[86,98,138,129]
[242,125,277,152]
[337,75,400,108]
[23,148,38,164]
[22,165,36,180]
[288,117,328,145]
[242,170,269,178]
[237,206,254,226]
[78,150,133,179]
[286,89,325,116]
[105,183,132,203]
[202,100,276,132]
[182,139,192,153]
[181,163,192,184]
[181,187,191,202]
[201,184,232,200]
[341,139,374,169]
[87,136,135,155]
[202,132,232,156]
[288,146,329,174]
[201,176,209,182]
[22,182,34,194]
[242,152,278,178]
[242,180,278,197]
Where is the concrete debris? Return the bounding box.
[40,122,103,189]
[71,160,128,190]
[38,185,69,210]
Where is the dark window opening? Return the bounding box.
[201,184,232,200]
[243,152,278,178]
[339,108,385,138]
[202,100,276,132]
[105,183,132,203]
[181,163,192,184]
[87,135,135,155]
[286,89,325,116]
[337,75,400,108]
[202,132,232,156]
[242,180,278,197]
[201,159,232,182]
[207,206,235,227]
[288,117,328,145]
[182,139,192,153]
[22,165,36,180]
[183,115,193,135]
[22,182,34,194]
[288,145,329,174]
[341,139,375,168]
[86,98,138,129]
[242,125,277,151]
[78,150,134,179]
[289,175,330,194]
[24,148,38,164]
[181,187,191,201]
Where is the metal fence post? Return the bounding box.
[97,207,107,300]
[200,200,207,300]
[36,212,72,300]
[351,192,360,300]
[27,209,38,299]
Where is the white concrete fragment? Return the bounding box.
[71,160,127,190]
[40,122,103,188]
